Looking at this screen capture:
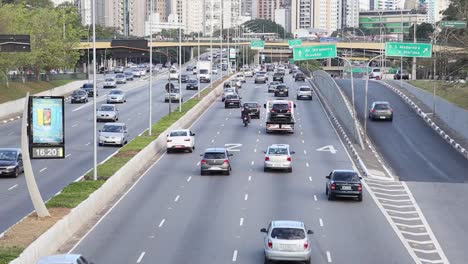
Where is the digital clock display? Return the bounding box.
[31,147,64,159]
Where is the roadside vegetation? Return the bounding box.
[0,80,74,104]
[409,80,468,110]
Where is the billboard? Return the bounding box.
[229,48,237,59]
[29,96,65,159]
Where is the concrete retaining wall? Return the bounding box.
[0,80,87,120]
[10,76,229,264]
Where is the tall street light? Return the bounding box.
[148,0,154,136]
[178,25,182,112]
[92,0,98,180]
[210,0,214,89]
[220,0,224,80]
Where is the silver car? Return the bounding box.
[268,81,280,93]
[261,220,313,263]
[98,123,128,147]
[200,148,233,175]
[296,86,313,100]
[115,73,127,84]
[103,77,116,88]
[369,101,393,121]
[255,73,267,84]
[107,89,126,103]
[96,104,119,122]
[264,144,295,172]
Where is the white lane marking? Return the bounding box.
[313,195,318,202]
[217,131,220,135]
[174,195,180,202]
[39,167,47,173]
[196,161,201,166]
[72,123,78,128]
[309,177,313,182]
[248,176,252,181]
[232,250,238,262]
[7,132,14,136]
[254,148,257,153]
[8,184,18,191]
[85,142,91,146]
[158,219,166,228]
[319,218,324,227]
[304,150,307,154]
[244,194,248,201]
[221,124,225,127]
[251,161,254,166]
[136,252,146,263]
[306,162,309,167]
[258,130,261,134]
[302,140,305,144]
[300,131,303,135]
[226,117,229,120]
[256,138,259,142]
[187,176,192,182]
[240,218,244,226]
[211,139,215,143]
[65,154,72,158]
[326,251,332,262]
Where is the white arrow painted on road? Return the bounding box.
[316,145,337,154]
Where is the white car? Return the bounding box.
[212,67,219,74]
[139,68,146,76]
[107,89,127,103]
[236,74,246,83]
[166,129,196,153]
[96,104,119,122]
[296,86,313,100]
[132,69,141,77]
[164,88,182,102]
[115,74,127,84]
[264,144,294,172]
[98,123,128,147]
[170,69,179,80]
[103,77,116,88]
[370,68,382,79]
[244,70,254,77]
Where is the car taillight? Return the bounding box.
[357,183,362,191]
[304,241,309,250]
[265,156,270,161]
[287,156,291,161]
[201,160,207,164]
[371,109,376,113]
[330,183,336,190]
[223,159,230,164]
[268,239,273,249]
[167,139,172,142]
[287,110,291,113]
[271,109,276,113]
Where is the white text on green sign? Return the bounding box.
[293,45,337,60]
[440,21,466,29]
[251,40,265,50]
[385,42,432,58]
[288,39,302,49]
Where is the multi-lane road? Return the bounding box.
[71,73,416,263]
[337,79,468,264]
[0,60,225,233]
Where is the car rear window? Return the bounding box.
[299,87,311,91]
[375,104,390,110]
[226,95,238,99]
[105,78,114,82]
[82,84,93,88]
[268,147,288,155]
[110,90,123,94]
[333,172,360,181]
[204,152,226,159]
[244,103,258,108]
[271,228,305,240]
[170,131,187,137]
[272,103,289,110]
[296,73,304,77]
[277,85,287,89]
[73,90,85,95]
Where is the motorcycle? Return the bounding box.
[243,116,249,127]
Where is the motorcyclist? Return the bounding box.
[241,105,251,125]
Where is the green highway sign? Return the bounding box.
[288,39,302,49]
[440,21,467,29]
[250,40,265,50]
[385,42,432,58]
[292,44,337,60]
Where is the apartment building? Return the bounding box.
[257,0,286,21]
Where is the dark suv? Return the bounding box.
[326,170,363,201]
[295,73,305,82]
[224,94,241,108]
[200,148,233,175]
[81,83,98,97]
[274,84,289,97]
[241,102,261,119]
[269,101,293,120]
[273,72,284,82]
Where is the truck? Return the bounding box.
[197,60,212,83]
[264,99,296,133]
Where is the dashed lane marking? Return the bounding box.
[187,176,192,182]
[39,167,47,173]
[244,194,248,201]
[158,219,165,228]
[136,252,145,263]
[319,218,324,227]
[240,218,244,226]
[65,154,72,158]
[8,184,18,191]
[174,195,180,202]
[7,132,14,136]
[232,250,238,262]
[313,195,318,202]
[326,251,332,263]
[248,176,252,181]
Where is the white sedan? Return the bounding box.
[103,77,117,88]
[164,88,182,102]
[166,129,195,153]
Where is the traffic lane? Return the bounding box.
[336,79,468,183]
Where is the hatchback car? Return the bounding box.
[255,73,267,84]
[325,170,363,201]
[103,77,117,88]
[166,129,195,153]
[236,73,246,83]
[294,73,305,82]
[181,74,189,83]
[241,102,261,119]
[107,89,126,104]
[200,148,233,175]
[186,79,198,90]
[71,89,88,104]
[268,81,281,93]
[296,86,313,100]
[96,104,119,122]
[261,220,313,263]
[369,101,393,121]
[264,144,294,172]
[224,93,241,108]
[164,88,182,102]
[115,73,127,84]
[98,123,128,147]
[274,85,289,97]
[37,254,93,264]
[132,68,141,77]
[0,148,23,178]
[124,71,134,81]
[114,66,124,73]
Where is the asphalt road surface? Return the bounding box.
[72,74,414,263]
[336,79,468,264]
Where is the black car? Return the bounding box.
[186,79,198,90]
[326,170,363,201]
[81,83,98,97]
[181,74,189,83]
[241,102,261,119]
[266,65,275,72]
[0,148,23,178]
[273,72,284,82]
[274,84,289,97]
[295,73,305,81]
[71,89,89,104]
[186,65,194,71]
[224,94,241,108]
[394,70,409,80]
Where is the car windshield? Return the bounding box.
[270,82,279,85]
[268,147,288,155]
[244,103,257,108]
[169,89,180,93]
[100,106,115,111]
[200,69,209,74]
[277,85,287,90]
[0,150,17,161]
[204,152,226,159]
[105,78,114,82]
[333,172,360,181]
[125,72,132,75]
[296,73,304,77]
[73,90,85,95]
[102,125,123,133]
[170,131,188,137]
[375,104,390,110]
[271,228,305,240]
[272,104,289,110]
[116,74,125,78]
[299,87,311,91]
[225,89,235,93]
[110,90,123,95]
[82,84,93,88]
[226,95,238,99]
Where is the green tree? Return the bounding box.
[407,22,434,41]
[442,0,468,21]
[242,19,291,39]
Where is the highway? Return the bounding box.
[336,79,468,264]
[71,73,414,263]
[0,59,225,233]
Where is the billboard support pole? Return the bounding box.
[22,93,49,217]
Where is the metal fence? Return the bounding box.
[6,73,86,82]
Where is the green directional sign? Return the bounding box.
[385,42,432,58]
[293,44,337,60]
[250,40,265,50]
[288,39,302,49]
[440,21,467,29]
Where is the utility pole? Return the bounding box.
[148,0,153,135]
[412,16,417,80]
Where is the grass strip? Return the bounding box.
[0,247,23,264]
[409,80,468,110]
[46,180,105,208]
[0,80,75,104]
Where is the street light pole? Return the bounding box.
[178,26,182,112]
[210,0,214,89]
[92,0,98,181]
[365,54,384,135]
[197,30,201,98]
[148,0,153,136]
[220,0,224,80]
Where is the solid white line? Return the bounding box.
[7,132,14,136]
[39,167,47,173]
[371,187,406,192]
[304,150,307,154]
[418,258,444,264]
[302,140,305,143]
[8,184,18,191]
[251,161,254,166]
[232,250,238,262]
[65,154,72,158]
[309,177,312,182]
[248,176,252,181]
[381,203,415,208]
[240,218,244,226]
[319,218,324,227]
[396,223,426,229]
[326,251,332,262]
[136,252,146,263]
[254,148,257,153]
[174,195,180,202]
[377,197,411,203]
[72,123,78,127]
[406,239,435,245]
[374,192,409,197]
[400,231,428,236]
[306,162,309,167]
[187,176,192,182]
[390,216,421,221]
[158,219,166,228]
[386,209,418,215]
[244,194,248,201]
[313,195,318,202]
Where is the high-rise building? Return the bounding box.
[241,0,253,17]
[359,0,370,11]
[291,0,314,33]
[78,0,92,25]
[257,0,286,21]
[291,0,339,36]
[341,0,359,28]
[426,0,450,24]
[370,0,398,10]
[275,7,291,33]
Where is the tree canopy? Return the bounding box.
[242,19,292,39]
